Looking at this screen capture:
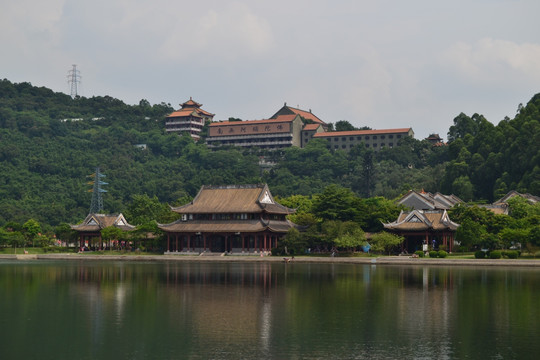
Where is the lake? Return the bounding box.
[0,260,539,359]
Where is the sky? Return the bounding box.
[2,0,540,140]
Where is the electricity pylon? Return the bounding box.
[88,167,107,214]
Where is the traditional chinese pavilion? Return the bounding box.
[165,97,215,141]
[383,209,459,253]
[159,184,297,254]
[71,213,135,250]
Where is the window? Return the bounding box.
[365,136,370,140]
[373,135,377,139]
[357,136,362,140]
[342,145,346,148]
[381,135,385,139]
[341,137,346,141]
[389,135,394,139]
[349,137,354,141]
[365,144,369,147]
[397,135,402,138]
[334,145,339,149]
[380,143,385,147]
[334,137,339,142]
[389,143,393,147]
[373,143,377,147]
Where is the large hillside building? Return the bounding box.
[206,115,305,150]
[159,184,297,254]
[165,98,214,141]
[312,128,415,151]
[204,102,414,151]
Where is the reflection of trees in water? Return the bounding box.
[1,262,539,359]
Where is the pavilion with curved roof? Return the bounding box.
[159,184,297,254]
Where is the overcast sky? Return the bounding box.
[2,0,540,140]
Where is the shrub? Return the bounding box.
[429,251,438,258]
[506,250,519,259]
[474,251,486,259]
[489,250,502,259]
[437,250,448,258]
[415,250,425,258]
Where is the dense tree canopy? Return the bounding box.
[0,78,538,240]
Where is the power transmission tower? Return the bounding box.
[88,167,108,214]
[67,64,81,98]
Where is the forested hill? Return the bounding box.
[0,79,538,228]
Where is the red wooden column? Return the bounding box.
[167,233,170,252]
[203,234,207,251]
[264,233,268,251]
[241,235,245,252]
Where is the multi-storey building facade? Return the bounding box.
[202,102,414,151]
[165,98,214,141]
[206,115,305,150]
[312,128,414,151]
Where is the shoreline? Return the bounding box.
[1,253,540,267]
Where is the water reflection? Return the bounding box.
[0,260,539,359]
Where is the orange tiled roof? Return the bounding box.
[197,108,214,116]
[181,97,202,107]
[303,123,322,131]
[167,109,200,118]
[288,107,325,124]
[313,128,412,137]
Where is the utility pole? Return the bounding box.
[67,64,81,98]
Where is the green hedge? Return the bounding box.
[437,250,448,258]
[504,250,519,259]
[475,251,486,259]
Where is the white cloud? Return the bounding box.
[0,0,64,55]
[158,2,274,63]
[441,38,540,83]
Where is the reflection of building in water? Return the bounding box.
[392,267,453,353]
[160,262,278,346]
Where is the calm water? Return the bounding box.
[0,260,539,360]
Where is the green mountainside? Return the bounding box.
[0,79,538,229]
